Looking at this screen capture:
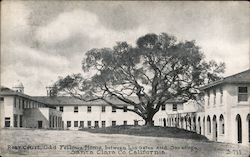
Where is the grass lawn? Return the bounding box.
[80,125,208,141]
[0,128,249,157]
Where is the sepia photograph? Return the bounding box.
[0,1,249,157]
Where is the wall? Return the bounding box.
[2,96,14,127]
[23,108,50,129]
[0,99,4,128]
[59,105,143,129]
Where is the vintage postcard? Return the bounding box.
[0,1,249,157]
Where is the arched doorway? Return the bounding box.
[163,118,166,127]
[236,114,242,143]
[207,116,211,134]
[247,114,250,143]
[203,117,205,135]
[212,115,217,141]
[185,117,187,129]
[188,117,192,131]
[198,117,201,134]
[180,117,183,128]
[219,114,225,135]
[193,116,196,132]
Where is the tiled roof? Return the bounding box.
[1,86,184,106]
[33,96,184,106]
[200,69,250,90]
[0,87,48,105]
[33,96,135,106]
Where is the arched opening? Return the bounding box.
[236,114,242,143]
[207,116,211,134]
[212,115,218,141]
[203,117,205,135]
[193,116,196,132]
[219,114,225,134]
[180,117,183,128]
[175,117,177,127]
[198,117,201,134]
[247,114,250,143]
[188,117,192,131]
[163,118,166,127]
[185,117,187,129]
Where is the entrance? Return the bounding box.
[163,118,166,127]
[236,114,242,143]
[38,121,43,129]
[213,115,217,141]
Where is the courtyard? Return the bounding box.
[0,128,249,157]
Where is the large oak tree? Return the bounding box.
[54,33,225,126]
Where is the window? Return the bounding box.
[87,121,91,128]
[238,87,248,102]
[172,104,177,111]
[207,116,211,134]
[94,121,99,128]
[101,121,106,128]
[19,115,23,127]
[87,106,91,112]
[123,121,127,125]
[5,117,10,127]
[101,106,105,112]
[112,121,116,126]
[0,97,4,101]
[219,115,225,134]
[14,114,18,127]
[134,120,138,126]
[162,104,166,111]
[74,106,78,113]
[60,106,64,112]
[220,88,223,104]
[213,89,216,105]
[67,121,71,127]
[80,121,84,128]
[112,106,116,112]
[74,121,78,127]
[123,106,127,112]
[14,97,17,108]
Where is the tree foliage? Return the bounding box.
[55,33,225,125]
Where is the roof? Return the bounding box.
[200,69,250,90]
[1,86,184,106]
[0,87,47,105]
[33,96,184,106]
[33,96,135,106]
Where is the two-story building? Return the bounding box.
[0,83,63,129]
[201,69,250,145]
[161,69,250,146]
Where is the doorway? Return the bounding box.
[163,118,166,127]
[236,114,242,143]
[38,121,43,129]
[213,115,217,141]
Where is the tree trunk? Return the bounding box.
[144,113,155,127]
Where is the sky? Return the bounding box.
[1,1,249,96]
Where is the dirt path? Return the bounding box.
[0,129,249,157]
